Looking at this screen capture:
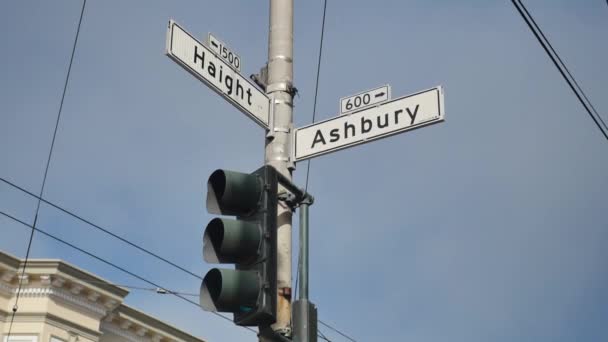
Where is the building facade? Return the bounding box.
[0,251,204,342]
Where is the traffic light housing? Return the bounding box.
[200,165,278,326]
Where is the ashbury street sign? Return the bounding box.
[294,87,444,161]
[166,20,270,128]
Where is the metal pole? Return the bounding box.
[264,0,294,339]
[293,198,317,342]
[299,202,309,300]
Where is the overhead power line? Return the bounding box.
[0,176,202,281]
[0,176,356,341]
[75,279,198,297]
[319,320,357,342]
[511,0,608,142]
[317,327,333,342]
[303,0,328,193]
[298,0,328,298]
[515,0,608,132]
[297,0,329,321]
[0,208,257,335]
[1,209,356,341]
[299,2,358,340]
[8,1,88,340]
[1,0,350,340]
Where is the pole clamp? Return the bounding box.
[269,55,293,63]
[266,82,291,94]
[278,192,297,209]
[273,98,293,108]
[266,82,298,98]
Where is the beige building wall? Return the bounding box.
[0,251,205,342]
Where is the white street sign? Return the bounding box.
[295,86,444,161]
[208,33,242,72]
[340,85,391,115]
[166,20,269,128]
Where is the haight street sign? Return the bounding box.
[166,20,270,129]
[294,86,445,161]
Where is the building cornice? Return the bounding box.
[117,305,205,342]
[0,282,110,317]
[0,250,129,299]
[0,250,205,342]
[27,286,109,316]
[0,279,12,296]
[101,321,148,342]
[0,251,21,269]
[1,311,102,341]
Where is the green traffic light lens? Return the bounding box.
[203,218,261,264]
[207,169,261,216]
[200,268,260,313]
[204,268,222,302]
[208,170,227,199]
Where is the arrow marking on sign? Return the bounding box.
[339,85,391,115]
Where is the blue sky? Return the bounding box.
[1,1,607,341]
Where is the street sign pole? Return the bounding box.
[263,0,295,340]
[165,4,445,340]
[292,197,317,342]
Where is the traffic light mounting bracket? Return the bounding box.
[272,167,314,209]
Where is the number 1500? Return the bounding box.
[218,43,240,70]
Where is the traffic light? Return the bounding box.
[200,165,278,326]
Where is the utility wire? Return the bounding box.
[319,319,358,342]
[511,0,608,141]
[299,0,328,336]
[0,176,203,281]
[318,327,332,342]
[515,0,608,133]
[7,0,87,339]
[299,2,358,341]
[297,0,329,315]
[294,235,302,299]
[76,279,199,297]
[1,177,356,341]
[0,0,350,339]
[0,209,257,335]
[316,327,333,342]
[298,0,329,296]
[304,0,328,193]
